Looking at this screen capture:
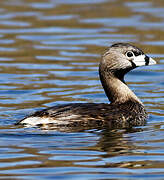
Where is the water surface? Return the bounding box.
[0,0,163,179]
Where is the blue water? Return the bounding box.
[0,0,163,179]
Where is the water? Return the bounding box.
[0,0,163,179]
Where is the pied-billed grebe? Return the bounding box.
[17,43,156,128]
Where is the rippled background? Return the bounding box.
[0,0,163,179]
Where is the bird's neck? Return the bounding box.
[99,67,142,104]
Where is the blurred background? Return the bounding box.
[0,0,163,179]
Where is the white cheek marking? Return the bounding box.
[132,55,146,67]
[132,55,156,67]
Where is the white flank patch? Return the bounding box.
[58,114,79,121]
[20,114,79,126]
[20,117,52,126]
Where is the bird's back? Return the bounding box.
[18,100,148,129]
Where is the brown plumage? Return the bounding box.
[16,43,156,129]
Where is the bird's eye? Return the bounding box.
[126,51,134,58]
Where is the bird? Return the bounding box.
[16,43,156,129]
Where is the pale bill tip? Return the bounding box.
[149,57,156,65]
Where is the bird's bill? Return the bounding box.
[132,55,156,67]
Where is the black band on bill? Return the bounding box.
[145,56,150,65]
